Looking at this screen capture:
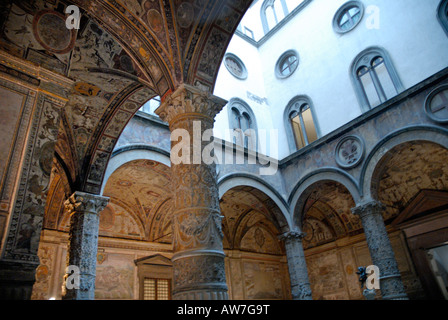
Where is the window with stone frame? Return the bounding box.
[224,53,248,80]
[284,97,319,152]
[333,1,364,34]
[351,47,404,112]
[228,99,258,150]
[276,50,299,79]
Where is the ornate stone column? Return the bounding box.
[62,191,109,300]
[351,200,408,300]
[155,84,228,300]
[279,230,313,300]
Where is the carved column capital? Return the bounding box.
[155,84,227,127]
[350,200,385,219]
[64,191,109,215]
[278,230,306,242]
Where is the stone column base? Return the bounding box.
[0,260,38,299]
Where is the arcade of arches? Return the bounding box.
[0,0,447,300]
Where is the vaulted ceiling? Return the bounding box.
[0,0,253,195]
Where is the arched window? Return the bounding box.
[351,47,404,112]
[261,0,289,34]
[284,96,319,152]
[228,99,257,150]
[438,0,448,36]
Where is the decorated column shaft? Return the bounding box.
[156,84,228,300]
[279,230,313,300]
[351,200,408,300]
[62,191,109,300]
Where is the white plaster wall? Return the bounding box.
[214,0,448,160]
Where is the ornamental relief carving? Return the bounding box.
[335,135,365,169]
[64,191,109,215]
[173,255,227,289]
[173,210,224,251]
[155,84,227,126]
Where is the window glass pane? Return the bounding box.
[231,108,241,130]
[373,59,397,100]
[225,57,243,78]
[157,279,170,300]
[301,107,318,144]
[359,71,381,108]
[144,278,156,300]
[430,90,448,119]
[339,6,361,31]
[274,0,286,21]
[291,115,305,149]
[281,55,297,76]
[265,6,277,30]
[241,113,251,131]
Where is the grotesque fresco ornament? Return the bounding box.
[335,135,365,169]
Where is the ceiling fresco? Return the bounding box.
[375,141,448,222]
[102,159,173,243]
[0,0,252,196]
[220,186,286,255]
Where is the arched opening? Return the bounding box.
[220,185,291,300]
[370,141,448,299]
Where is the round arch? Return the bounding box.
[218,173,292,232]
[100,145,171,195]
[360,125,448,201]
[288,168,362,228]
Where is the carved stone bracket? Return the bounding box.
[351,200,408,300]
[62,191,109,300]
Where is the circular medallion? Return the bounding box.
[224,53,248,80]
[33,10,76,54]
[424,85,448,124]
[335,135,365,169]
[147,9,163,33]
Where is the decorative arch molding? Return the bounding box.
[100,145,171,195]
[218,173,292,232]
[437,0,448,36]
[360,125,448,200]
[288,168,362,227]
